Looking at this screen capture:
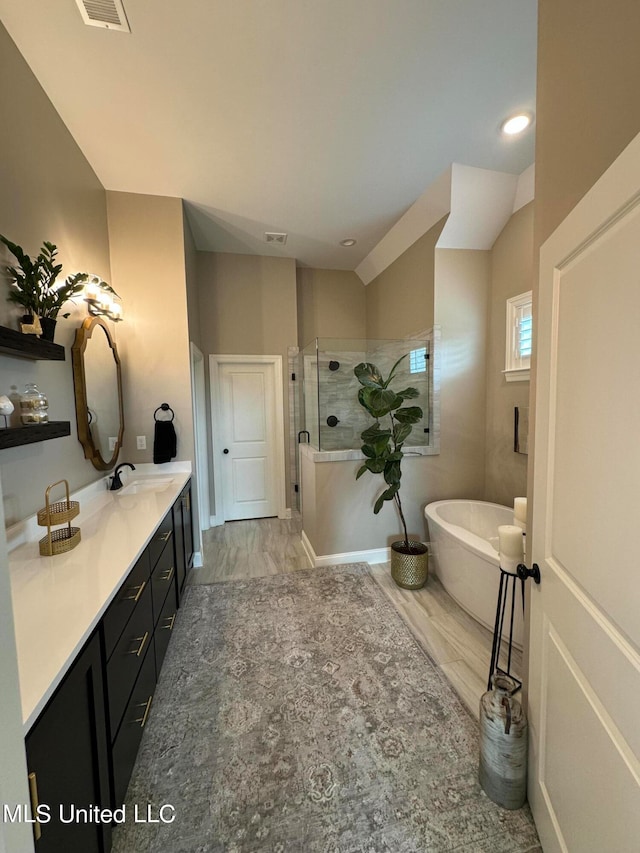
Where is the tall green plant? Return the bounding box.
[354,354,423,550]
[0,235,89,319]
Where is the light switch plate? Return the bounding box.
[136,435,146,450]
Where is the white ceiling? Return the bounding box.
[0,0,537,270]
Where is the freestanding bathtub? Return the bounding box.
[424,500,524,648]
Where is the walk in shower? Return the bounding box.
[299,337,431,452]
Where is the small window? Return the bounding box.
[409,346,427,374]
[504,291,532,381]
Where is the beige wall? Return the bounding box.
[106,192,194,468]
[183,210,201,351]
[198,252,297,357]
[484,203,532,505]
[532,0,640,536]
[303,245,490,556]
[535,0,640,248]
[365,217,447,339]
[434,248,490,500]
[296,268,366,347]
[0,25,111,849]
[304,454,434,555]
[0,23,112,524]
[197,251,298,514]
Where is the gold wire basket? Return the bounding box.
[37,479,81,557]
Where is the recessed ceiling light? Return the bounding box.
[501,113,533,136]
[340,238,357,247]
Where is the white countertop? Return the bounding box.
[7,464,191,733]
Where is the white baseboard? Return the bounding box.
[301,530,390,568]
[300,530,316,566]
[192,551,203,568]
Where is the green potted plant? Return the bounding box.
[0,235,88,341]
[354,355,429,588]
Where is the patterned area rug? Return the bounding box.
[112,564,540,852]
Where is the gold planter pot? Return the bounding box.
[390,540,429,589]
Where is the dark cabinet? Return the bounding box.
[24,479,193,842]
[173,482,194,603]
[150,539,176,623]
[110,641,156,807]
[147,511,173,568]
[106,581,154,742]
[182,484,194,572]
[104,486,189,807]
[154,588,177,675]
[102,551,150,660]
[25,632,111,853]
[172,498,186,598]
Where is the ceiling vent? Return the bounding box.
[75,0,131,32]
[264,232,288,245]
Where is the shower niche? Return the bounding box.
[299,336,432,452]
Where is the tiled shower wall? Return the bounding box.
[287,329,440,510]
[316,348,368,451]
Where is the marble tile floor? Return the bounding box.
[191,515,522,719]
[192,514,312,583]
[369,562,522,719]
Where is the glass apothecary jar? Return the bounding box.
[20,383,49,425]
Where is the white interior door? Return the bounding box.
[219,361,278,521]
[529,134,640,851]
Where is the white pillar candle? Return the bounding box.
[500,554,522,574]
[498,525,525,558]
[498,524,524,574]
[514,497,527,523]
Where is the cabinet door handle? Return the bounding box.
[162,613,176,631]
[158,530,173,543]
[128,631,149,657]
[133,695,153,728]
[160,566,174,583]
[124,580,146,603]
[28,772,42,841]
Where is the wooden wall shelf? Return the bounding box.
[0,325,65,361]
[0,422,71,449]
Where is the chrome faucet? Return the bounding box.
[110,462,136,491]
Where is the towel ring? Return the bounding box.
[154,403,175,422]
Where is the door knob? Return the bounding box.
[516,563,541,584]
[223,448,229,454]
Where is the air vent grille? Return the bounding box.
[264,232,288,245]
[75,0,131,32]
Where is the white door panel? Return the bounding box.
[230,372,267,442]
[550,212,640,645]
[540,625,639,852]
[530,133,640,852]
[231,457,267,504]
[219,362,278,520]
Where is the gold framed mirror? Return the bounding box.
[71,316,124,471]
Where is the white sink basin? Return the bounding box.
[117,477,174,495]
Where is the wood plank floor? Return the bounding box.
[190,516,521,719]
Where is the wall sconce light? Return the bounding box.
[83,275,123,322]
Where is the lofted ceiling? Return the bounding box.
[0,0,537,270]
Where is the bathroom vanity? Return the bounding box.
[7,470,193,853]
